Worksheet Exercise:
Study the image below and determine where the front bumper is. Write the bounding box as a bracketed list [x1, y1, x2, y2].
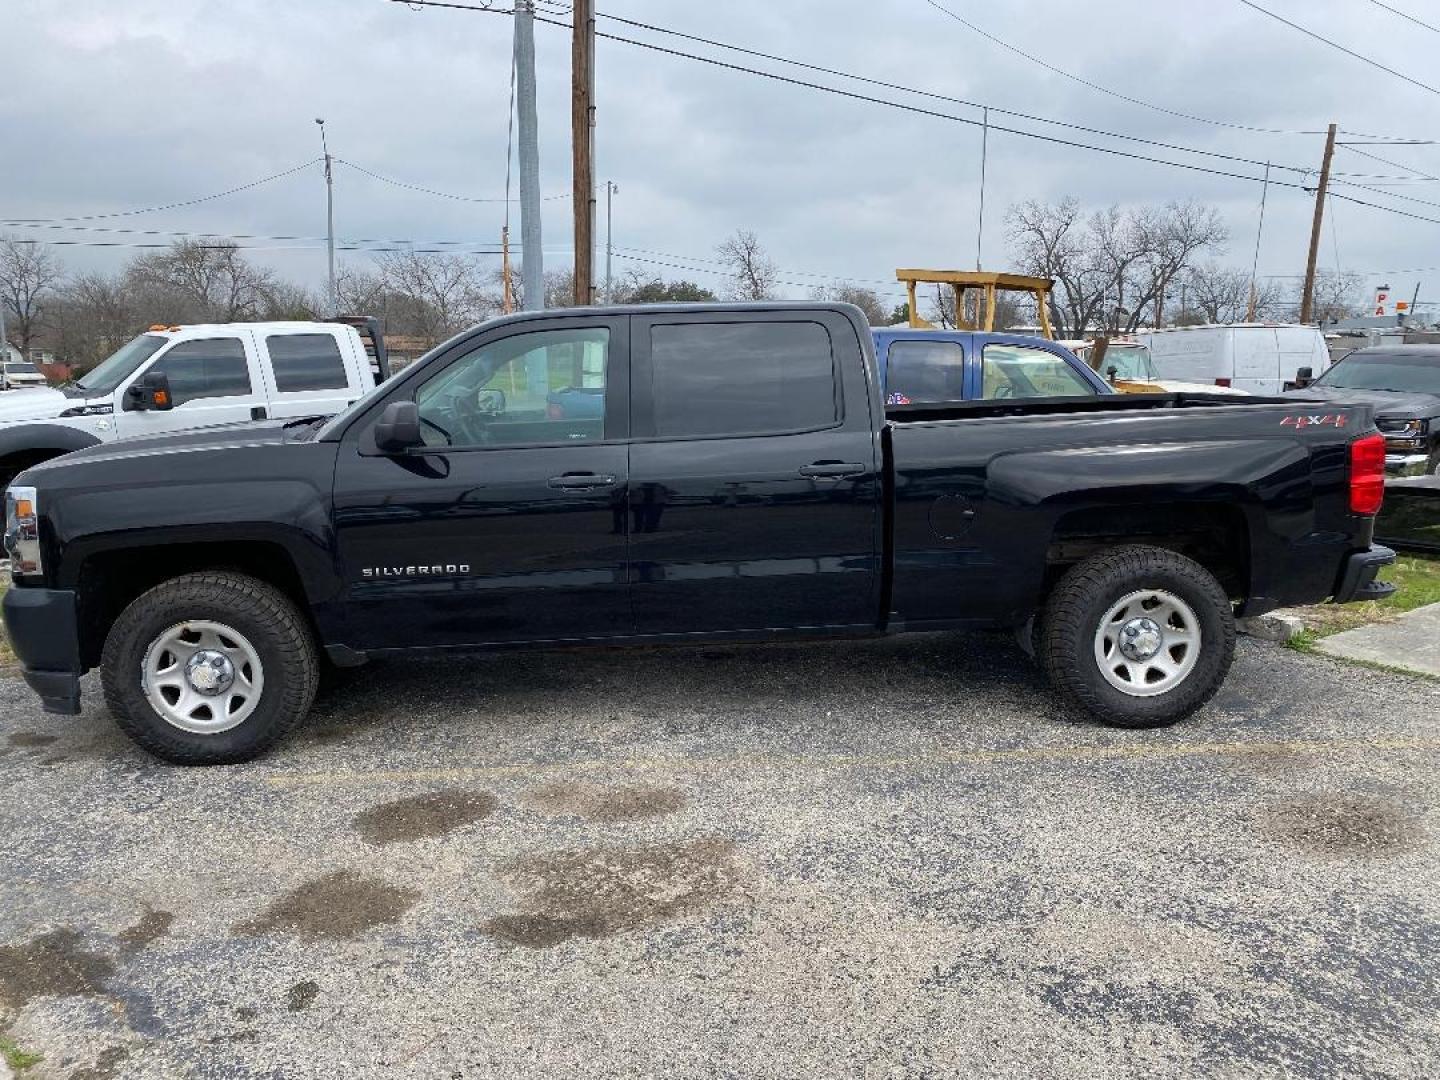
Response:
[1332, 544, 1398, 605]
[2, 585, 83, 714]
[1386, 452, 1431, 477]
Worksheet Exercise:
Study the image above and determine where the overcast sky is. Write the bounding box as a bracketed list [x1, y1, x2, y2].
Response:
[5, 0, 1439, 314]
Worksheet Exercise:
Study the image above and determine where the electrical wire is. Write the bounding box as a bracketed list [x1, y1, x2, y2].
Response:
[1342, 144, 1440, 183]
[1236, 0, 1440, 97]
[594, 10, 1310, 174]
[1367, 0, 1440, 36]
[4, 159, 322, 225]
[335, 157, 569, 201]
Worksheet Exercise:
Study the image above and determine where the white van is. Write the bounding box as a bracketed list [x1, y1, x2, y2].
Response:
[1137, 324, 1329, 395]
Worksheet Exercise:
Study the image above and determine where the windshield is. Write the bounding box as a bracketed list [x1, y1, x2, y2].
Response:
[1313, 351, 1440, 395]
[3, 362, 39, 374]
[73, 334, 167, 394]
[1100, 345, 1158, 381]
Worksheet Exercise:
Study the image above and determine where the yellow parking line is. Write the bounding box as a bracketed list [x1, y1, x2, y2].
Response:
[262, 735, 1440, 790]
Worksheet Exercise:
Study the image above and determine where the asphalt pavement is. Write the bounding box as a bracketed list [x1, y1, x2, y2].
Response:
[2, 633, 1438, 1079]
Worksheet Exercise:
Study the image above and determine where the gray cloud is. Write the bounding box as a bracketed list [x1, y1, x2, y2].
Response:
[4, 0, 1438, 310]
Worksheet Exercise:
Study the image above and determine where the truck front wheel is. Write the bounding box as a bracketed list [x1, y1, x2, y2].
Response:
[1038, 546, 1235, 728]
[101, 572, 319, 764]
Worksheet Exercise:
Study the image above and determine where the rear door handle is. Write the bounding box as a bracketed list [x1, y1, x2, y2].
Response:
[547, 472, 618, 490]
[799, 462, 866, 478]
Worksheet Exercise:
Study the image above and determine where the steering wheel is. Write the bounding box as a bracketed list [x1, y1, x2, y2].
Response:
[992, 384, 1015, 400]
[449, 389, 497, 445]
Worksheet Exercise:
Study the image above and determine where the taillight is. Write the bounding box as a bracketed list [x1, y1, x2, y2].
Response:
[1214, 377, 1232, 388]
[1349, 433, 1386, 515]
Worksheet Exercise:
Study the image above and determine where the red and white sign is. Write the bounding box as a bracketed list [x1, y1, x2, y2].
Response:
[1374, 285, 1391, 317]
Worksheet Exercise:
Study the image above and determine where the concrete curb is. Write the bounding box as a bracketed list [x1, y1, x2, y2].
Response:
[1237, 612, 1304, 644]
[1313, 601, 1440, 678]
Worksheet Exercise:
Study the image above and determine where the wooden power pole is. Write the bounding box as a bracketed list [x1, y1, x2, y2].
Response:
[572, 0, 596, 305]
[1299, 123, 1337, 325]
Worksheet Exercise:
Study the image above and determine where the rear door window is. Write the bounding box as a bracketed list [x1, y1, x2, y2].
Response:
[267, 333, 349, 392]
[980, 344, 1098, 399]
[145, 338, 252, 406]
[645, 321, 837, 438]
[885, 339, 965, 404]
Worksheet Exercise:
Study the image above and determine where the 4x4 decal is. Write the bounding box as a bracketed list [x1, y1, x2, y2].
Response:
[1281, 414, 1349, 429]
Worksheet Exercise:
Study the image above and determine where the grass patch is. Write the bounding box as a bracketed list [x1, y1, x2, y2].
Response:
[0, 580, 13, 671]
[1288, 554, 1440, 637]
[0, 1036, 44, 1073]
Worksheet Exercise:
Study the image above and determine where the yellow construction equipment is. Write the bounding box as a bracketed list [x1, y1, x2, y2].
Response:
[896, 269, 1055, 338]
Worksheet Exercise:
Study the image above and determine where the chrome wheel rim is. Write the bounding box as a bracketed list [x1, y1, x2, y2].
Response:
[140, 621, 264, 734]
[1093, 589, 1201, 697]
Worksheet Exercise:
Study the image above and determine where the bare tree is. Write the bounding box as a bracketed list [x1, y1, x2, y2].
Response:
[810, 282, 888, 325]
[1007, 198, 1226, 332]
[374, 249, 491, 342]
[1294, 269, 1365, 325]
[0, 236, 64, 355]
[125, 240, 276, 321]
[1185, 263, 1284, 324]
[1129, 201, 1227, 329]
[49, 271, 139, 372]
[1006, 198, 1107, 335]
[716, 230, 779, 301]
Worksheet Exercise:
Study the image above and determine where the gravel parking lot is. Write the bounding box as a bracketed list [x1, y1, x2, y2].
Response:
[2, 633, 1439, 1079]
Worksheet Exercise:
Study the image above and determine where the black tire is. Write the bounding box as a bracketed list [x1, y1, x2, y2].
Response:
[101, 572, 319, 764]
[1038, 545, 1235, 729]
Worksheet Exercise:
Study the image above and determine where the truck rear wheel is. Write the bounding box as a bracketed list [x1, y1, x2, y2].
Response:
[1038, 546, 1234, 728]
[101, 572, 318, 764]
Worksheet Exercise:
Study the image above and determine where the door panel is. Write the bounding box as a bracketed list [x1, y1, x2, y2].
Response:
[627, 310, 881, 635]
[120, 334, 265, 435]
[331, 316, 632, 650]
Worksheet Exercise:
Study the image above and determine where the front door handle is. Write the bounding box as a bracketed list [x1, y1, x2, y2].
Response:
[799, 461, 866, 478]
[548, 472, 618, 490]
[251, 405, 268, 421]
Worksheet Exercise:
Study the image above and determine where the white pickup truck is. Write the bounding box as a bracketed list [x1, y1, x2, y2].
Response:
[0, 318, 388, 486]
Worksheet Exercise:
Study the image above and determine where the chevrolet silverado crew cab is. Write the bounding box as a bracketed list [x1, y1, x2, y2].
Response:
[2, 303, 1395, 764]
[0, 318, 389, 488]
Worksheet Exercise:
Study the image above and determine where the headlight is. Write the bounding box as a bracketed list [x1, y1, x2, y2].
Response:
[4, 486, 43, 577]
[1377, 417, 1429, 452]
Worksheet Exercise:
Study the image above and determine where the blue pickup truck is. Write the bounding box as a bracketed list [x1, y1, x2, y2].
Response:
[873, 328, 1110, 404]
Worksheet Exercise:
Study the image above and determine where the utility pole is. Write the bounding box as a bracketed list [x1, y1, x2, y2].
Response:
[604, 180, 618, 303]
[1300, 123, 1337, 325]
[1246, 162, 1271, 322]
[315, 118, 336, 315]
[975, 106, 989, 271]
[514, 0, 544, 310]
[572, 0, 596, 305]
[501, 226, 515, 314]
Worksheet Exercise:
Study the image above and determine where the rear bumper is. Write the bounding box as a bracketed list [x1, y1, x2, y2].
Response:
[1332, 544, 1397, 605]
[2, 585, 83, 714]
[1386, 453, 1430, 477]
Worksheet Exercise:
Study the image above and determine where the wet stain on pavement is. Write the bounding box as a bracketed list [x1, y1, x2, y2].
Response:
[286, 979, 320, 1011]
[1264, 794, 1422, 855]
[69, 1046, 130, 1080]
[235, 871, 421, 940]
[117, 910, 173, 955]
[353, 789, 498, 845]
[7, 732, 58, 749]
[0, 928, 114, 1010]
[483, 836, 740, 948]
[526, 782, 686, 823]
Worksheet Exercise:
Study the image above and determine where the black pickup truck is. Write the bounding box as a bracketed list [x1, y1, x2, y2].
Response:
[2, 303, 1396, 764]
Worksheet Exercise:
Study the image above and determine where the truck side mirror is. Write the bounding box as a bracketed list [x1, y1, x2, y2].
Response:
[1106, 365, 1119, 385]
[124, 371, 173, 411]
[1294, 366, 1313, 387]
[374, 400, 422, 453]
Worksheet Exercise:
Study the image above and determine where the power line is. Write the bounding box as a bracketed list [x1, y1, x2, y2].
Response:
[335, 157, 570, 201]
[1341, 144, 1440, 183]
[1368, 0, 1440, 35]
[919, 0, 1338, 137]
[1236, 0, 1440, 97]
[593, 10, 1311, 175]
[3, 160, 322, 225]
